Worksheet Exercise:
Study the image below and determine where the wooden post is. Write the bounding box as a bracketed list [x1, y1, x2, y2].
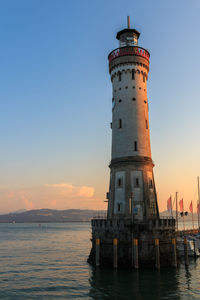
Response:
[113, 238, 118, 268]
[155, 239, 160, 269]
[132, 239, 139, 269]
[95, 238, 100, 267]
[184, 237, 189, 266]
[172, 238, 177, 268]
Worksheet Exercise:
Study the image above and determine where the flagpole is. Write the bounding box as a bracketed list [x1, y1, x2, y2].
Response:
[170, 194, 173, 218]
[183, 199, 185, 231]
[190, 200, 194, 231]
[176, 192, 178, 232]
[198, 176, 200, 229]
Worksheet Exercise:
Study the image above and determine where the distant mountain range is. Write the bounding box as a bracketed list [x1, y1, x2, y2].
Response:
[0, 209, 198, 223]
[0, 209, 106, 223]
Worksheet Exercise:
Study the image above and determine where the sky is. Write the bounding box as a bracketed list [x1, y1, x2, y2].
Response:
[0, 0, 200, 213]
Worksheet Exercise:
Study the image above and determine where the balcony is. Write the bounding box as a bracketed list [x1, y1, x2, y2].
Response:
[108, 46, 150, 63]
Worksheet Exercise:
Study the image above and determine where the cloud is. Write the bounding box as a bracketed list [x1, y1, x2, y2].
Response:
[45, 183, 74, 189]
[78, 186, 94, 197]
[0, 182, 101, 213]
[23, 198, 33, 210]
[44, 182, 94, 198]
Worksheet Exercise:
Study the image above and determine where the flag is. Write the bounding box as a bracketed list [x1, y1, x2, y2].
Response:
[167, 196, 172, 212]
[189, 201, 193, 213]
[197, 202, 200, 214]
[179, 199, 183, 212]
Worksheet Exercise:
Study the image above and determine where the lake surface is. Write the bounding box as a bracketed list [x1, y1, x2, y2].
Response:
[0, 222, 200, 299]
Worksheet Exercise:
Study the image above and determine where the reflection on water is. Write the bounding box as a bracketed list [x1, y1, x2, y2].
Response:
[0, 223, 200, 299]
[89, 267, 181, 299]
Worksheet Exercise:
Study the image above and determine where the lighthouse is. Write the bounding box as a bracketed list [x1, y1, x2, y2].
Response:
[107, 17, 159, 221]
[88, 18, 175, 268]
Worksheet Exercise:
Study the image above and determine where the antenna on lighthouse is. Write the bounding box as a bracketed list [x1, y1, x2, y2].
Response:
[127, 16, 130, 28]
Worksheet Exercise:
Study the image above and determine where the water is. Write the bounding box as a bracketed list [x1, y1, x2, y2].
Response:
[0, 223, 200, 299]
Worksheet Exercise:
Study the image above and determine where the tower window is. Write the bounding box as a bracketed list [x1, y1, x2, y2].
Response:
[134, 141, 137, 151]
[132, 86, 135, 89]
[143, 75, 146, 83]
[139, 87, 141, 90]
[149, 179, 153, 188]
[118, 99, 122, 103]
[117, 178, 123, 187]
[132, 70, 135, 80]
[132, 98, 136, 101]
[135, 178, 140, 187]
[146, 120, 148, 129]
[118, 72, 121, 81]
[125, 86, 128, 89]
[118, 204, 121, 212]
[119, 119, 122, 129]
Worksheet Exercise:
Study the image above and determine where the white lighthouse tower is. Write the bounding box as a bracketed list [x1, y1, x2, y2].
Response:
[89, 19, 175, 268]
[107, 17, 159, 221]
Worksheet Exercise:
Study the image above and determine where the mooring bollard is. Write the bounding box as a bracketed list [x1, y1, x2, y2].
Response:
[113, 238, 118, 268]
[155, 238, 160, 269]
[184, 237, 189, 266]
[95, 238, 100, 267]
[172, 238, 177, 268]
[133, 239, 139, 269]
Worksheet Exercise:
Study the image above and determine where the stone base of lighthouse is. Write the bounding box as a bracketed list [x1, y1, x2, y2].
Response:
[88, 218, 176, 268]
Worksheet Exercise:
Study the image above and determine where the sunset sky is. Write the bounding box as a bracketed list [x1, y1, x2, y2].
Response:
[0, 0, 200, 213]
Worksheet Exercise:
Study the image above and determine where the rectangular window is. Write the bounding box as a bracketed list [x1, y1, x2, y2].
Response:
[118, 72, 121, 81]
[135, 178, 139, 187]
[119, 119, 122, 129]
[118, 204, 121, 212]
[146, 120, 148, 129]
[132, 69, 135, 80]
[134, 141, 137, 151]
[143, 75, 145, 83]
[117, 178, 123, 187]
[149, 179, 153, 188]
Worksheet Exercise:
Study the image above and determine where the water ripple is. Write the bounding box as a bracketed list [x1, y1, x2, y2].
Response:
[0, 223, 200, 299]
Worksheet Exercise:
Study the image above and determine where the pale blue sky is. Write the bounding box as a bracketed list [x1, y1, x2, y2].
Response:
[0, 0, 200, 212]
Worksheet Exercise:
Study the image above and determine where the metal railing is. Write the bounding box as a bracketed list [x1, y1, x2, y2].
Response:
[108, 46, 150, 63]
